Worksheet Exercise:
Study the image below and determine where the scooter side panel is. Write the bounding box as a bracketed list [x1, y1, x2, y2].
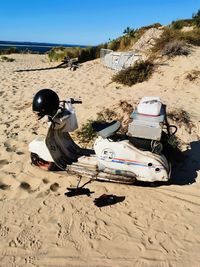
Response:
[94, 137, 169, 182]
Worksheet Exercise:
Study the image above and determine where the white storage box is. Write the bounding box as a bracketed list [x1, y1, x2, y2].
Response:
[137, 96, 162, 116]
[128, 120, 163, 140]
[127, 96, 165, 140]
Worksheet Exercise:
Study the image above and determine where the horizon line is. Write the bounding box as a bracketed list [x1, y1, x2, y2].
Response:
[0, 39, 90, 47]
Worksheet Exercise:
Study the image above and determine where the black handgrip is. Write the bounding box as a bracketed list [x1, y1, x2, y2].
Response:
[73, 100, 82, 104]
[70, 98, 82, 104]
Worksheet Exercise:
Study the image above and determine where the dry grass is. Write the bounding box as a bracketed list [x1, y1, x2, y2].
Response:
[167, 109, 194, 133]
[161, 40, 190, 57]
[185, 70, 200, 81]
[152, 27, 200, 57]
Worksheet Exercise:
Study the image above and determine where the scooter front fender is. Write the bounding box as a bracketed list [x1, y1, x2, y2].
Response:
[29, 137, 53, 162]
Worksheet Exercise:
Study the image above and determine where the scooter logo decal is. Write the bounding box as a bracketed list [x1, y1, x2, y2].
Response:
[101, 149, 115, 160]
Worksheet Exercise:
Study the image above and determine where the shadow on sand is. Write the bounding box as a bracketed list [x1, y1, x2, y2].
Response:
[170, 140, 200, 185]
[15, 66, 66, 72]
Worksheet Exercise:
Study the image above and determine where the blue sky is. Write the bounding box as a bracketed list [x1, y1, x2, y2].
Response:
[0, 0, 200, 45]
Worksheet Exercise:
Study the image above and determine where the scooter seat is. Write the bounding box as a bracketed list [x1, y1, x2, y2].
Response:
[92, 120, 121, 138]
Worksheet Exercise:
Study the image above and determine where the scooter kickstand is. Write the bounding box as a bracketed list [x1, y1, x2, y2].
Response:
[65, 176, 94, 197]
[76, 175, 82, 189]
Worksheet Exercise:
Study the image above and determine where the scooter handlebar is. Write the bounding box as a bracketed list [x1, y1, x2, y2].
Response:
[72, 99, 82, 104]
[62, 98, 82, 105]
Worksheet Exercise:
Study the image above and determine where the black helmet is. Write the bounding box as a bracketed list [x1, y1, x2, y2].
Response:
[32, 89, 59, 119]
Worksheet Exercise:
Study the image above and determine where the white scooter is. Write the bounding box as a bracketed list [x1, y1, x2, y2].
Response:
[29, 95, 176, 184]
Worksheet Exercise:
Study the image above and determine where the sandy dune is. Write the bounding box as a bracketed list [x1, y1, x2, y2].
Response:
[0, 50, 200, 267]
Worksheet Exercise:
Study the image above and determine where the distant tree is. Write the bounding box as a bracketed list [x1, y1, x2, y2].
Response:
[123, 26, 131, 34]
[123, 27, 135, 37]
[192, 9, 200, 27]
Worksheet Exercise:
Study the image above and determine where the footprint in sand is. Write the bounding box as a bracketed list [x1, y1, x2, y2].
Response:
[24, 256, 36, 265]
[16, 228, 42, 251]
[0, 224, 10, 238]
[4, 141, 16, 152]
[0, 159, 9, 169]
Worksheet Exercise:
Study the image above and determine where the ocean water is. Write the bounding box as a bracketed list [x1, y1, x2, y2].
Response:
[0, 41, 85, 54]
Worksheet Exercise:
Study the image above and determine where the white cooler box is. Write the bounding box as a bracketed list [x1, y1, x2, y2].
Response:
[128, 97, 166, 141]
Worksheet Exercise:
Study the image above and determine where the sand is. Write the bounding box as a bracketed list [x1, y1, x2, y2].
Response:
[0, 50, 200, 267]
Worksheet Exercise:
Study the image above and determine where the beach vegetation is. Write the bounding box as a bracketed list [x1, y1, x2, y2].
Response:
[151, 27, 200, 57]
[48, 44, 108, 63]
[75, 102, 133, 145]
[170, 19, 193, 30]
[192, 9, 200, 27]
[0, 56, 15, 62]
[75, 107, 119, 144]
[134, 23, 162, 40]
[171, 20, 184, 30]
[167, 109, 194, 133]
[75, 119, 98, 144]
[0, 47, 19, 55]
[112, 60, 154, 86]
[107, 23, 162, 52]
[48, 46, 70, 61]
[78, 46, 99, 63]
[181, 28, 200, 46]
[107, 39, 121, 51]
[161, 40, 190, 57]
[123, 27, 136, 38]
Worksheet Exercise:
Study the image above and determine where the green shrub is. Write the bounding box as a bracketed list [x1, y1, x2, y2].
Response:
[171, 20, 185, 30]
[123, 27, 136, 38]
[0, 47, 19, 55]
[107, 39, 121, 51]
[0, 56, 15, 62]
[48, 45, 105, 63]
[171, 19, 193, 30]
[75, 101, 133, 145]
[112, 60, 154, 86]
[78, 46, 99, 63]
[75, 120, 97, 143]
[192, 9, 200, 27]
[140, 23, 162, 31]
[48, 46, 80, 62]
[161, 40, 190, 57]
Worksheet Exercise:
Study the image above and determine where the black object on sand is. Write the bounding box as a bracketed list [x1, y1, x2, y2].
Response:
[65, 187, 94, 197]
[94, 194, 125, 207]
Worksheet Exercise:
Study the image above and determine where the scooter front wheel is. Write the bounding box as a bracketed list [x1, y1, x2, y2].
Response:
[30, 152, 61, 171]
